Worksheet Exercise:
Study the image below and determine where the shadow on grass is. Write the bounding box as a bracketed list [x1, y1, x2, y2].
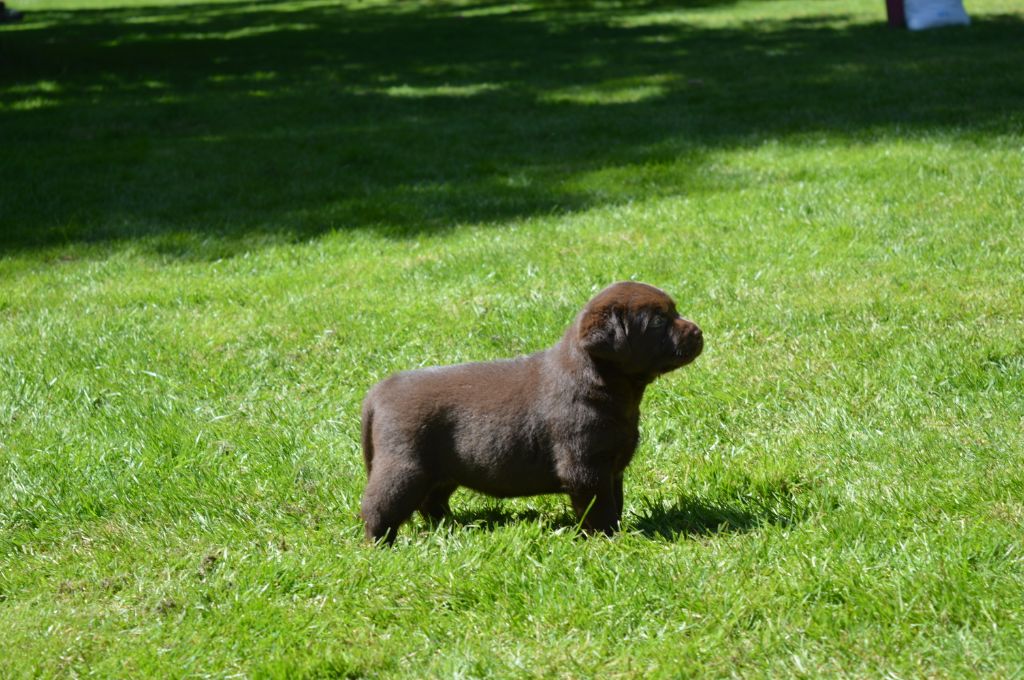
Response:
[438, 490, 801, 540]
[1, 0, 1022, 253]
[448, 506, 564, 531]
[630, 495, 795, 540]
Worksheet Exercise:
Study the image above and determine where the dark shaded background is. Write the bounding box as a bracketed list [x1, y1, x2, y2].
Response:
[1, 0, 1021, 251]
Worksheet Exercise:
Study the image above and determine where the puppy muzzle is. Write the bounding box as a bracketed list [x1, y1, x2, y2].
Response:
[672, 322, 703, 366]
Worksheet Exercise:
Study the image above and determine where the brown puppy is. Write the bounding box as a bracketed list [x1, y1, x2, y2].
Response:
[360, 281, 703, 544]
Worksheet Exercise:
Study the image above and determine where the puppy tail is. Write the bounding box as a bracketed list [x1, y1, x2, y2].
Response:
[361, 397, 375, 475]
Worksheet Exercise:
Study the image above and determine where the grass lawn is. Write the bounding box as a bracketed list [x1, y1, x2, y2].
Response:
[2, 0, 1024, 675]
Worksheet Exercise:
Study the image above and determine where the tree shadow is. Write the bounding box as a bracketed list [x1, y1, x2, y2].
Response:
[2, 0, 1021, 254]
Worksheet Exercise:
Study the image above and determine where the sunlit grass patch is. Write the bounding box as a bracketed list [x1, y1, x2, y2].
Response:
[540, 74, 679, 105]
[381, 82, 504, 99]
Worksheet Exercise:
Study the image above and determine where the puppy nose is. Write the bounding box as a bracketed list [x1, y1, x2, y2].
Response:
[684, 323, 703, 354]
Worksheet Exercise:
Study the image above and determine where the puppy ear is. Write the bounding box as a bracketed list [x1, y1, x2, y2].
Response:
[578, 304, 628, 360]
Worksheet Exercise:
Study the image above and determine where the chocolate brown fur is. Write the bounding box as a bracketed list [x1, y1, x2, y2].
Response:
[360, 281, 703, 544]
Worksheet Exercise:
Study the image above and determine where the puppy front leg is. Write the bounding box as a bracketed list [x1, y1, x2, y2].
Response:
[613, 473, 624, 519]
[570, 477, 621, 536]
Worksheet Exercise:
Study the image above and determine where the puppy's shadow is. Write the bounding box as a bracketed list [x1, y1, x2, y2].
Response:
[447, 505, 577, 533]
[434, 494, 799, 541]
[629, 495, 797, 540]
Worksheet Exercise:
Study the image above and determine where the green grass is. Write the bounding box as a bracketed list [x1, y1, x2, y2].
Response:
[2, 0, 1024, 676]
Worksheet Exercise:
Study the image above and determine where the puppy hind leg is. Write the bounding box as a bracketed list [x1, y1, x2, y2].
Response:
[360, 464, 433, 545]
[419, 483, 457, 525]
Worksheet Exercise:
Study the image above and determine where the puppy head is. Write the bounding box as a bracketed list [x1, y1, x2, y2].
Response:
[577, 282, 703, 377]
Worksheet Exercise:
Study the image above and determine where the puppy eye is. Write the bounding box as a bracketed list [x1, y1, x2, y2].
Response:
[650, 315, 667, 328]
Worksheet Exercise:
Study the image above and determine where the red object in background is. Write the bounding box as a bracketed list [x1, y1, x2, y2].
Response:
[886, 0, 907, 27]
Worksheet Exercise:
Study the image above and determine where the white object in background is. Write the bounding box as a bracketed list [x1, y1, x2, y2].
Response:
[904, 0, 971, 30]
